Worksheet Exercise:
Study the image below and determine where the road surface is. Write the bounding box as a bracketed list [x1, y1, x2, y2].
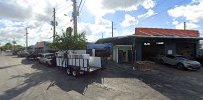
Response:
[0, 53, 168, 100]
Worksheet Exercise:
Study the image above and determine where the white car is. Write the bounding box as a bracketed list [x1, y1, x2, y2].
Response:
[159, 55, 201, 70]
[38, 53, 55, 66]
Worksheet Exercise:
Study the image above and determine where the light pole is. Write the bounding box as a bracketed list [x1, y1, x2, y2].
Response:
[25, 27, 29, 51]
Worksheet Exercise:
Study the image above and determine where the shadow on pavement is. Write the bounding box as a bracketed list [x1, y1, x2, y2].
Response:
[0, 59, 136, 100]
[1, 58, 203, 100]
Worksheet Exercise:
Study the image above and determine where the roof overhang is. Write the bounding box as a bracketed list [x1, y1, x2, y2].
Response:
[130, 35, 203, 40]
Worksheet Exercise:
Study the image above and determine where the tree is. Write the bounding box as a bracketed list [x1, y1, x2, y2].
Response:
[49, 27, 87, 50]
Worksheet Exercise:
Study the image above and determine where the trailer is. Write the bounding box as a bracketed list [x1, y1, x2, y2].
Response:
[56, 51, 102, 76]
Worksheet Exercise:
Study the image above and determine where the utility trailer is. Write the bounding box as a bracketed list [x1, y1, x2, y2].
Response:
[56, 51, 102, 76]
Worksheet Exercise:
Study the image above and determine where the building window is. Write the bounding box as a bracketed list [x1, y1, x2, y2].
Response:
[144, 43, 150, 45]
[156, 42, 164, 45]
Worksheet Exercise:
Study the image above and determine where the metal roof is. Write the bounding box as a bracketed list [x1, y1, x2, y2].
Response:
[96, 35, 203, 44]
[135, 28, 199, 37]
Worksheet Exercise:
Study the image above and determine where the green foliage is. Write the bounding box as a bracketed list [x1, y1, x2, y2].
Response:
[0, 42, 24, 51]
[49, 27, 87, 50]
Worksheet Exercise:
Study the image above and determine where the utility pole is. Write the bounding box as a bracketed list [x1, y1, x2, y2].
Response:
[25, 28, 28, 51]
[72, 0, 78, 35]
[102, 33, 103, 38]
[53, 8, 56, 42]
[112, 21, 113, 37]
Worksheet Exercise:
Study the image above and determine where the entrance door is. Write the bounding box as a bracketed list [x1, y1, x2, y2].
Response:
[118, 50, 123, 63]
[128, 50, 133, 63]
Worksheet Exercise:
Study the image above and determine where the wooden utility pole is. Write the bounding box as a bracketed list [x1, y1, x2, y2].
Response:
[53, 8, 56, 42]
[72, 0, 78, 35]
[25, 28, 28, 51]
[112, 21, 113, 37]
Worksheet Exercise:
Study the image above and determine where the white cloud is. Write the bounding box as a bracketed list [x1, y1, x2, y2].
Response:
[142, 0, 156, 9]
[138, 9, 156, 18]
[86, 0, 156, 17]
[168, 1, 203, 22]
[0, 0, 73, 45]
[176, 23, 199, 30]
[172, 20, 179, 25]
[78, 17, 112, 42]
[172, 20, 200, 30]
[0, 0, 157, 45]
[121, 14, 138, 27]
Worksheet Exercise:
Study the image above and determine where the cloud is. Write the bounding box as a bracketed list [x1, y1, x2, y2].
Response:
[121, 14, 138, 27]
[175, 22, 199, 30]
[0, 0, 73, 45]
[142, 0, 156, 9]
[138, 9, 157, 18]
[86, 0, 156, 17]
[171, 20, 199, 30]
[0, 1, 32, 20]
[168, 1, 203, 23]
[0, 0, 157, 45]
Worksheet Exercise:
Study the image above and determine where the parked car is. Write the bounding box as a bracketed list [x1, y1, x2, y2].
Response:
[17, 50, 30, 57]
[38, 53, 56, 66]
[26, 52, 42, 60]
[159, 55, 201, 70]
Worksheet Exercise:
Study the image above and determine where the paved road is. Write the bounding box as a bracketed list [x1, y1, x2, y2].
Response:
[0, 53, 168, 100]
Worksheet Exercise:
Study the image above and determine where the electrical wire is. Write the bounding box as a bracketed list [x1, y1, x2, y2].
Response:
[79, 0, 86, 13]
[78, 0, 83, 9]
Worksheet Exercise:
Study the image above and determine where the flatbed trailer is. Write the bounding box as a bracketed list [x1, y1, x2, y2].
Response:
[56, 51, 102, 76]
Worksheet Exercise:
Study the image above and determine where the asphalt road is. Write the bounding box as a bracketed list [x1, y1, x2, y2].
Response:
[0, 53, 202, 100]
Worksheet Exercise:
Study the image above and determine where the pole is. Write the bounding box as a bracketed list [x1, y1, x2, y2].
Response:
[72, 0, 78, 35]
[112, 21, 113, 37]
[53, 8, 56, 42]
[102, 33, 103, 38]
[26, 28, 28, 51]
[184, 22, 186, 30]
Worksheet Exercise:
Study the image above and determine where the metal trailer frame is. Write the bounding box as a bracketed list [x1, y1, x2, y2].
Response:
[56, 52, 102, 77]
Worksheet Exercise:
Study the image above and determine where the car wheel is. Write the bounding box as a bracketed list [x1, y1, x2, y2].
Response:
[177, 63, 184, 70]
[159, 59, 164, 64]
[66, 68, 72, 75]
[72, 70, 78, 77]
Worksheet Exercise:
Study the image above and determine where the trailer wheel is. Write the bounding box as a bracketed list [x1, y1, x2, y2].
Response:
[72, 70, 78, 77]
[66, 68, 72, 75]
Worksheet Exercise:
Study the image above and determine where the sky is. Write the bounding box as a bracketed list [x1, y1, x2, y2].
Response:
[0, 0, 203, 46]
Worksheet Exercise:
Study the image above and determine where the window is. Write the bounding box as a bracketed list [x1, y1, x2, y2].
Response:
[156, 42, 164, 45]
[144, 43, 150, 45]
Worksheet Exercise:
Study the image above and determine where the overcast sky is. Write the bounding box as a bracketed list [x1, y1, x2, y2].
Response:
[0, 0, 203, 46]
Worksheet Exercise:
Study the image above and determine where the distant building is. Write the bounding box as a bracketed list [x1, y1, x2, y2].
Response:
[35, 41, 50, 53]
[96, 28, 203, 63]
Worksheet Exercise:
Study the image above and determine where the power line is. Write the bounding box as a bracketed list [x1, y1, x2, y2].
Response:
[78, 0, 83, 9]
[79, 0, 86, 13]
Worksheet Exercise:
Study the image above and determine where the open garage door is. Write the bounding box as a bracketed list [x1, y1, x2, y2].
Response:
[142, 42, 165, 61]
[176, 43, 196, 57]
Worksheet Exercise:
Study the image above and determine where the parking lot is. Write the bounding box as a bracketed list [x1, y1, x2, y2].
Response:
[0, 53, 203, 100]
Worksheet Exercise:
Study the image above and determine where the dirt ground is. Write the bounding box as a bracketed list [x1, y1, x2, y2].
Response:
[0, 53, 203, 100]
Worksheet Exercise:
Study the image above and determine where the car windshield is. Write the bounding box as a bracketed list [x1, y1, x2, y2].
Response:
[175, 56, 189, 60]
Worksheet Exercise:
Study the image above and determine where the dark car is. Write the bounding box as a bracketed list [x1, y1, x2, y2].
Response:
[38, 53, 56, 66]
[26, 52, 42, 60]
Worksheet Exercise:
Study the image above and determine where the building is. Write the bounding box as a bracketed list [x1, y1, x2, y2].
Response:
[96, 28, 203, 63]
[35, 41, 50, 53]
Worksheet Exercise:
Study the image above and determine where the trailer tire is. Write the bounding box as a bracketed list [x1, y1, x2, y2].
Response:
[66, 68, 72, 75]
[72, 70, 78, 77]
